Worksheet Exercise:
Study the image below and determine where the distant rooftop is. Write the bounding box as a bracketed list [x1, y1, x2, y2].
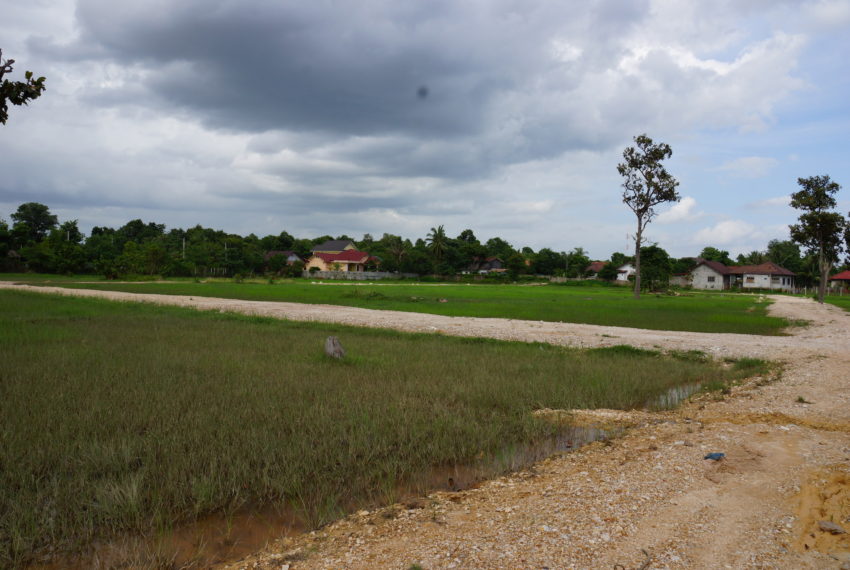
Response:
[311, 239, 355, 253]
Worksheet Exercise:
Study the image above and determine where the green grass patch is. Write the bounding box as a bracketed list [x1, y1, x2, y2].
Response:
[0, 290, 765, 565]
[9, 277, 793, 335]
[824, 295, 850, 312]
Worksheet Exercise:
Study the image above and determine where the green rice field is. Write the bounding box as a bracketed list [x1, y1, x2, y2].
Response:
[0, 290, 767, 566]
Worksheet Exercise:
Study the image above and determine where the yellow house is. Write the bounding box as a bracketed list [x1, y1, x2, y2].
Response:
[306, 249, 370, 272]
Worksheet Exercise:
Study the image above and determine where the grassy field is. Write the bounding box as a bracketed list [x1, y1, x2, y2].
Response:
[825, 295, 850, 312]
[0, 290, 767, 566]
[6, 275, 792, 335]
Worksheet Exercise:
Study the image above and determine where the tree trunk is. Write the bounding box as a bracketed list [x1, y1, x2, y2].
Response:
[633, 225, 642, 299]
[818, 249, 830, 304]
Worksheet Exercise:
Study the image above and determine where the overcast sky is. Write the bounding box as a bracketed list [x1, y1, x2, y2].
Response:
[1, 0, 849, 259]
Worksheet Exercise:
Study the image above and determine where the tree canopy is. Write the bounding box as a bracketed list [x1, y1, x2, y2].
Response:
[789, 175, 846, 303]
[0, 49, 46, 124]
[699, 246, 733, 266]
[10, 202, 58, 244]
[618, 134, 680, 299]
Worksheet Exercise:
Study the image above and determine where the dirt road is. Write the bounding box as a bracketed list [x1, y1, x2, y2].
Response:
[3, 283, 849, 568]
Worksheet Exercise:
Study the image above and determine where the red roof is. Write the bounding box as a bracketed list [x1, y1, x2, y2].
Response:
[830, 270, 850, 281]
[727, 262, 795, 276]
[586, 261, 607, 273]
[314, 250, 370, 263]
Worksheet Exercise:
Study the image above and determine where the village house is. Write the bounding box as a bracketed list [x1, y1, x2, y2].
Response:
[689, 259, 730, 290]
[263, 250, 301, 265]
[466, 256, 504, 274]
[305, 249, 371, 272]
[585, 261, 607, 279]
[688, 259, 795, 292]
[829, 270, 850, 291]
[616, 263, 635, 282]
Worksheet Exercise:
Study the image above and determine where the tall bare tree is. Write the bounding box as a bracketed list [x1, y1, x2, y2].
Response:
[617, 134, 680, 298]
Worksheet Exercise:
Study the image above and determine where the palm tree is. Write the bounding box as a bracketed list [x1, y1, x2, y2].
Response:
[427, 225, 447, 265]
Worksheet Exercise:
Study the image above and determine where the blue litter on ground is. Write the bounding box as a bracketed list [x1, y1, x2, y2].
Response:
[704, 452, 725, 461]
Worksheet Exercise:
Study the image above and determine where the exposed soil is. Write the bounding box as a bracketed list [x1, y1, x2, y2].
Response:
[3, 283, 849, 569]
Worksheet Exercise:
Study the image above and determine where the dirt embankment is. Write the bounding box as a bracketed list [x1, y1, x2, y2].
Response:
[3, 283, 849, 568]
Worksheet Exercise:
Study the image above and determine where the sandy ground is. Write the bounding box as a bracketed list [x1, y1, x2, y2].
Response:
[2, 283, 849, 569]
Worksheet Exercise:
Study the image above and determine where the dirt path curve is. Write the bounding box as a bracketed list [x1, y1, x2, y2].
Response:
[2, 283, 849, 568]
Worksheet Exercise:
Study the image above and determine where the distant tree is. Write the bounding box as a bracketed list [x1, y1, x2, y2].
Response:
[789, 175, 847, 303]
[639, 244, 672, 291]
[698, 246, 733, 266]
[506, 252, 526, 280]
[1, 49, 46, 124]
[426, 225, 448, 267]
[357, 233, 374, 250]
[598, 262, 619, 282]
[400, 248, 431, 275]
[735, 250, 767, 265]
[609, 252, 631, 269]
[484, 237, 516, 261]
[292, 238, 314, 259]
[285, 259, 305, 278]
[564, 247, 591, 278]
[383, 235, 407, 270]
[455, 230, 486, 270]
[10, 202, 57, 244]
[277, 230, 295, 250]
[765, 239, 802, 273]
[118, 219, 165, 244]
[533, 248, 563, 275]
[267, 253, 288, 275]
[671, 257, 696, 275]
[618, 134, 680, 298]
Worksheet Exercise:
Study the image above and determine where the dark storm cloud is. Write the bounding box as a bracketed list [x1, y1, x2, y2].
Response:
[36, 1, 649, 141]
[52, 1, 527, 136]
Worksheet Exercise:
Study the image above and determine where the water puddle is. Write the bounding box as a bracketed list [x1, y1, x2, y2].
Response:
[408, 425, 620, 494]
[648, 382, 702, 410]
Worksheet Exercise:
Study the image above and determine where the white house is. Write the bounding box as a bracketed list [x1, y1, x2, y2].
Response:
[616, 263, 635, 282]
[688, 259, 795, 292]
[690, 260, 730, 290]
[729, 262, 795, 292]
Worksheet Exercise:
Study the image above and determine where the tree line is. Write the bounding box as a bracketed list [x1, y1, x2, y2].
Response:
[1, 201, 839, 287]
[0, 202, 592, 278]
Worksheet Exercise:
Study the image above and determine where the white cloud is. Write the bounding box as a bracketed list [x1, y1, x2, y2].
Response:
[656, 196, 702, 223]
[693, 220, 762, 246]
[806, 0, 850, 30]
[507, 200, 555, 214]
[747, 195, 790, 209]
[718, 156, 779, 178]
